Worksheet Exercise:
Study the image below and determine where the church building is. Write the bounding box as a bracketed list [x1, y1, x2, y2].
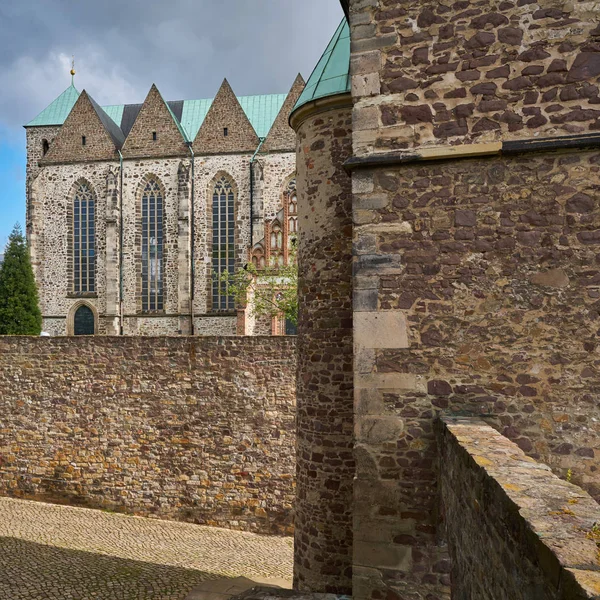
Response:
[25, 71, 304, 336]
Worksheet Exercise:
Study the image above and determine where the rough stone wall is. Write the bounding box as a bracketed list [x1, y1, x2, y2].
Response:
[25, 126, 60, 185]
[27, 132, 294, 335]
[0, 336, 297, 534]
[29, 162, 113, 335]
[121, 85, 189, 159]
[351, 0, 600, 157]
[439, 417, 600, 599]
[294, 104, 354, 594]
[40, 92, 118, 164]
[259, 153, 297, 223]
[347, 1, 600, 598]
[194, 80, 259, 155]
[350, 148, 600, 599]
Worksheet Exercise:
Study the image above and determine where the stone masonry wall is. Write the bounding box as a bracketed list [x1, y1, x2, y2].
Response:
[0, 336, 296, 534]
[351, 148, 600, 600]
[121, 85, 189, 159]
[194, 80, 259, 155]
[439, 417, 600, 599]
[41, 92, 119, 164]
[294, 103, 355, 594]
[350, 0, 600, 157]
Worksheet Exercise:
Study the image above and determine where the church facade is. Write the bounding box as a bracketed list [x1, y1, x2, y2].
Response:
[25, 75, 304, 336]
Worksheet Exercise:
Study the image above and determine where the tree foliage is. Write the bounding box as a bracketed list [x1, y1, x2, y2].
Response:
[217, 245, 298, 325]
[0, 223, 42, 335]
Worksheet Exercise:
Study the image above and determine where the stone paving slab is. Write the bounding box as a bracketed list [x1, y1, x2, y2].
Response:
[0, 497, 293, 600]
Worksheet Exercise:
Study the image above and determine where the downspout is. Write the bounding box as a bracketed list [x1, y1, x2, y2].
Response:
[250, 137, 265, 246]
[186, 142, 195, 336]
[117, 149, 124, 336]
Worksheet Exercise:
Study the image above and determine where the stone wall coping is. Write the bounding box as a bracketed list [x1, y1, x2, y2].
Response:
[440, 417, 600, 599]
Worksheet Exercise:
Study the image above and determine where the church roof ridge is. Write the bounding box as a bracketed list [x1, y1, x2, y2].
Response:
[26, 86, 290, 141]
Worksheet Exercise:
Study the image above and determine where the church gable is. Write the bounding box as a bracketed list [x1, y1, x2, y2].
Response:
[193, 79, 259, 155]
[262, 74, 305, 152]
[121, 84, 190, 159]
[40, 91, 122, 164]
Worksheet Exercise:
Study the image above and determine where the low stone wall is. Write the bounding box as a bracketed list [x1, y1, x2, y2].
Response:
[439, 417, 600, 599]
[0, 336, 296, 534]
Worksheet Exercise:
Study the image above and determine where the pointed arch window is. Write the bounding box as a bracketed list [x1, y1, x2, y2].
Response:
[212, 176, 235, 311]
[73, 182, 96, 294]
[287, 178, 298, 245]
[141, 178, 164, 312]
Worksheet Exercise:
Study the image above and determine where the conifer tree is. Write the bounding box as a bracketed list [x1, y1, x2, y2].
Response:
[0, 223, 42, 335]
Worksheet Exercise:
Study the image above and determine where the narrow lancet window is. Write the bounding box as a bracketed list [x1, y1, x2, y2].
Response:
[212, 176, 235, 310]
[73, 183, 96, 293]
[141, 179, 164, 312]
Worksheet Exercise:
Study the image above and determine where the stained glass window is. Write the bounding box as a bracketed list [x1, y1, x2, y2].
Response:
[212, 176, 235, 311]
[73, 183, 95, 294]
[141, 179, 164, 312]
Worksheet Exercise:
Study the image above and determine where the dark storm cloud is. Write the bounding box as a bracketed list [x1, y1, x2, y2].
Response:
[0, 0, 343, 138]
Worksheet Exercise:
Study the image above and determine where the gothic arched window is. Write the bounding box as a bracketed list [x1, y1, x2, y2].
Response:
[270, 221, 284, 267]
[212, 176, 235, 311]
[73, 182, 95, 294]
[141, 178, 164, 312]
[287, 178, 298, 244]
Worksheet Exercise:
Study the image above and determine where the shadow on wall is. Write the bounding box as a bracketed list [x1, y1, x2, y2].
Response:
[0, 536, 220, 600]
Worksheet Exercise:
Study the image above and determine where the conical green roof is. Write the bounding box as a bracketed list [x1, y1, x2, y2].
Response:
[26, 84, 80, 127]
[293, 18, 350, 113]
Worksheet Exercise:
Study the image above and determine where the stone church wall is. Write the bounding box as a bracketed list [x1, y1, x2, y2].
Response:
[439, 417, 600, 600]
[29, 161, 114, 335]
[345, 1, 600, 598]
[0, 336, 297, 534]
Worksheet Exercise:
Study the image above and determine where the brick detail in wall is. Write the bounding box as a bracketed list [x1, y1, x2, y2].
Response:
[294, 105, 354, 594]
[0, 336, 297, 535]
[40, 91, 119, 164]
[262, 74, 306, 153]
[193, 79, 259, 155]
[121, 84, 190, 159]
[438, 417, 600, 599]
[350, 0, 600, 156]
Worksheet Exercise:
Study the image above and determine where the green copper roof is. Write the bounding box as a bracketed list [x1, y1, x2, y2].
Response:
[101, 104, 125, 127]
[239, 94, 287, 138]
[180, 98, 213, 141]
[27, 86, 289, 142]
[26, 84, 80, 127]
[293, 18, 350, 113]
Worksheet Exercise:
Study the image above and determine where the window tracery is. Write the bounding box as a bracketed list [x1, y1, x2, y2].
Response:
[72, 182, 95, 294]
[141, 178, 164, 312]
[212, 175, 236, 310]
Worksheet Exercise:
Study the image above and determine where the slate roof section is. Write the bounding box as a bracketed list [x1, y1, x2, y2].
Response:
[292, 18, 350, 113]
[88, 94, 126, 149]
[27, 87, 291, 142]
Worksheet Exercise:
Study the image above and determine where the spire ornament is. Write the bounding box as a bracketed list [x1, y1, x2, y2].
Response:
[70, 56, 76, 85]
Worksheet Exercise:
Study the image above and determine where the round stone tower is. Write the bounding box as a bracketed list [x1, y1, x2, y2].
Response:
[289, 19, 354, 594]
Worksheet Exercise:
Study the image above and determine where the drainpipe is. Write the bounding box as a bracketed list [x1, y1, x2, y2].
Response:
[250, 138, 265, 246]
[117, 150, 124, 336]
[186, 142, 196, 336]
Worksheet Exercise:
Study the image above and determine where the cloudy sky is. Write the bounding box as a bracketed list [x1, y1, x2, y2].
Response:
[0, 0, 344, 248]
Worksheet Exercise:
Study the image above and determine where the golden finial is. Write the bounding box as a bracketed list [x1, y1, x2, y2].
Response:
[70, 56, 76, 84]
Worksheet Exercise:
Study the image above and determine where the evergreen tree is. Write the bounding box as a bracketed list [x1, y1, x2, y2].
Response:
[0, 223, 42, 335]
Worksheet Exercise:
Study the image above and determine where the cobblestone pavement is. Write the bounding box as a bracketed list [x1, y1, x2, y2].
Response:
[0, 497, 293, 600]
